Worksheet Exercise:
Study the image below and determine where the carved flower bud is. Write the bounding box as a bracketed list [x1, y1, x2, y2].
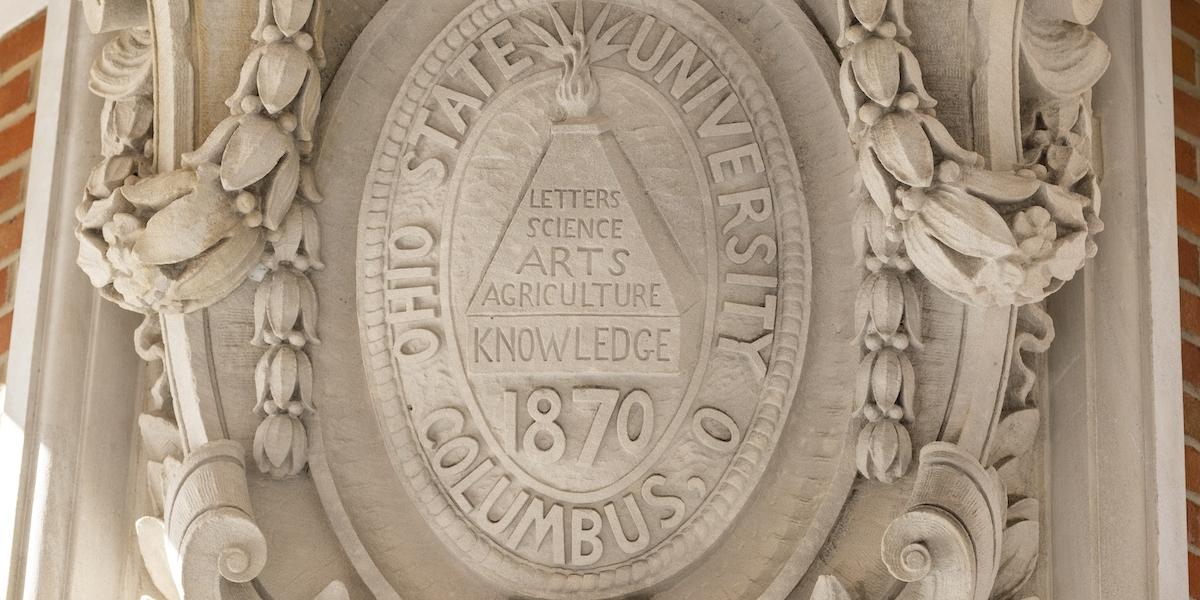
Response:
[856, 419, 913, 483]
[240, 95, 264, 115]
[293, 32, 314, 51]
[253, 413, 308, 478]
[876, 21, 898, 40]
[896, 92, 919, 111]
[262, 25, 284, 44]
[846, 24, 868, 44]
[235, 191, 258, 214]
[858, 103, 883, 126]
[1012, 206, 1057, 260]
[253, 267, 320, 346]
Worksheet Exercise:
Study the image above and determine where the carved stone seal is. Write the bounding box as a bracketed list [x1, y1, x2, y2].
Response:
[356, 0, 808, 596]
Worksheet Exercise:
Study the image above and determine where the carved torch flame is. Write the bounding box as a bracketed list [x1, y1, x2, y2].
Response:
[522, 1, 631, 121]
[556, 31, 600, 119]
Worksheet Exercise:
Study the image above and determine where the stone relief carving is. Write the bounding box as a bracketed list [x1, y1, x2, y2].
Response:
[71, 0, 1114, 598]
[835, 0, 1108, 599]
[77, 0, 335, 597]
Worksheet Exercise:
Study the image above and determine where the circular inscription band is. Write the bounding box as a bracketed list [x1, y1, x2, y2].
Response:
[356, 0, 809, 597]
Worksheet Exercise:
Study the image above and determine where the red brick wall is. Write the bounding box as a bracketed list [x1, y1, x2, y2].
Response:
[1176, 0, 1200, 596]
[0, 12, 43, 383]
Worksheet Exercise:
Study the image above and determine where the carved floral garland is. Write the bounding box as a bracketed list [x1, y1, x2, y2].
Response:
[77, 0, 326, 480]
[78, 1, 331, 596]
[837, 0, 1105, 483]
[827, 0, 1108, 598]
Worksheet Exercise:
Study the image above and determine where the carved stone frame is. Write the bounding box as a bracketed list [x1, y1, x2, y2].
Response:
[0, 0, 1185, 598]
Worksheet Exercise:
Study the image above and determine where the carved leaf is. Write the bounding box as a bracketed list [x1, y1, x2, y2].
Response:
[1022, 13, 1111, 99]
[314, 581, 350, 600]
[1039, 184, 1089, 229]
[900, 275, 923, 348]
[274, 206, 305, 263]
[993, 520, 1040, 599]
[1043, 231, 1088, 281]
[848, 0, 887, 30]
[254, 347, 274, 413]
[182, 115, 241, 169]
[135, 517, 181, 600]
[263, 150, 301, 230]
[854, 352, 875, 413]
[854, 272, 877, 338]
[225, 48, 264, 112]
[917, 113, 982, 168]
[897, 46, 937, 108]
[297, 348, 315, 412]
[134, 182, 240, 265]
[840, 59, 864, 134]
[902, 217, 977, 299]
[268, 268, 302, 338]
[898, 351, 915, 422]
[108, 96, 154, 148]
[298, 272, 320, 343]
[258, 43, 311, 114]
[918, 188, 1018, 259]
[123, 169, 197, 211]
[990, 408, 1041, 465]
[138, 414, 183, 463]
[959, 168, 1042, 204]
[170, 225, 265, 308]
[220, 114, 292, 191]
[299, 164, 325, 203]
[87, 155, 137, 198]
[295, 62, 323, 143]
[871, 349, 903, 411]
[851, 38, 901, 106]
[269, 345, 299, 410]
[74, 228, 112, 286]
[871, 270, 905, 337]
[301, 205, 323, 269]
[272, 0, 314, 37]
[870, 112, 934, 187]
[810, 575, 854, 600]
[860, 146, 897, 216]
[266, 415, 294, 465]
[80, 189, 133, 230]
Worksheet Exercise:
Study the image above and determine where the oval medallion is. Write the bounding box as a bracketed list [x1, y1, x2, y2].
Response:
[357, 0, 809, 596]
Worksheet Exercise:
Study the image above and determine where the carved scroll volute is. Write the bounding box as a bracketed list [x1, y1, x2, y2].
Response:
[880, 443, 1006, 600]
[81, 0, 149, 34]
[137, 441, 268, 600]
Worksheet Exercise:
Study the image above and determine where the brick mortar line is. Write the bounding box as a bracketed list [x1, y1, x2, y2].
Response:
[1181, 277, 1200, 297]
[1178, 173, 1200, 198]
[0, 202, 26, 225]
[0, 54, 39, 87]
[1186, 436, 1200, 453]
[1184, 381, 1200, 399]
[0, 154, 30, 181]
[0, 104, 35, 133]
[1176, 128, 1200, 150]
[1177, 75, 1200, 97]
[1180, 227, 1200, 247]
[1182, 329, 1200, 348]
[1175, 26, 1200, 48]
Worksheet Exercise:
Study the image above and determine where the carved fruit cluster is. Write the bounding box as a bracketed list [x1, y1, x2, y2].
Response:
[210, 0, 328, 479]
[840, 0, 1100, 309]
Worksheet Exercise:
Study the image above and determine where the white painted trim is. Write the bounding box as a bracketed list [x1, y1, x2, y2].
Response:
[0, 2, 145, 599]
[1046, 0, 1187, 598]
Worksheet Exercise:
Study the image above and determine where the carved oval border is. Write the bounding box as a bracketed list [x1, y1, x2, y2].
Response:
[356, 0, 812, 596]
